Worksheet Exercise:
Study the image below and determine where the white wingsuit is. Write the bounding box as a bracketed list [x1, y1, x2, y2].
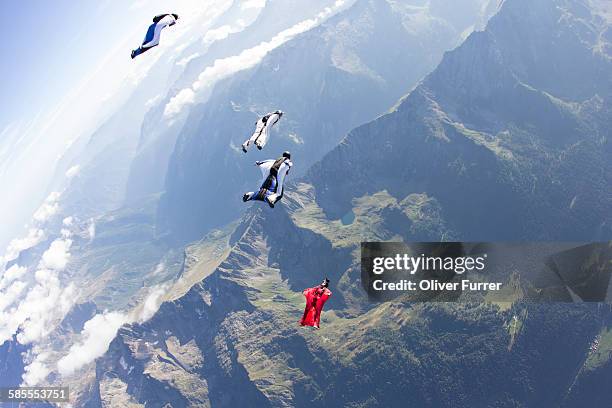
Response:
[132, 14, 178, 59]
[243, 153, 292, 208]
[242, 111, 284, 152]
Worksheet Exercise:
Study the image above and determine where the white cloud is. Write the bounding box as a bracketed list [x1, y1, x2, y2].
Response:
[241, 0, 266, 10]
[56, 283, 168, 377]
[164, 0, 347, 119]
[138, 285, 167, 322]
[0, 270, 76, 344]
[40, 239, 72, 271]
[0, 264, 27, 290]
[60, 216, 76, 238]
[87, 220, 96, 240]
[2, 264, 27, 282]
[151, 261, 165, 276]
[164, 88, 196, 118]
[177, 52, 201, 67]
[2, 228, 45, 265]
[46, 191, 61, 202]
[202, 24, 236, 46]
[0, 236, 76, 344]
[57, 311, 128, 377]
[145, 94, 162, 109]
[33, 191, 61, 223]
[19, 280, 76, 345]
[65, 165, 80, 179]
[22, 350, 51, 386]
[287, 132, 304, 144]
[174, 42, 190, 54]
[0, 280, 27, 311]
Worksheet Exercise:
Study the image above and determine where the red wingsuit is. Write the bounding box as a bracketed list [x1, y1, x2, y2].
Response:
[300, 286, 332, 328]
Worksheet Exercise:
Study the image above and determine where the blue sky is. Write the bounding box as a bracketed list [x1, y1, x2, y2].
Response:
[0, 0, 197, 250]
[0, 0, 168, 129]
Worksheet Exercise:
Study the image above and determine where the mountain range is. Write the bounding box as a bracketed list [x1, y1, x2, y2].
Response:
[1, 0, 610, 406]
[80, 0, 612, 406]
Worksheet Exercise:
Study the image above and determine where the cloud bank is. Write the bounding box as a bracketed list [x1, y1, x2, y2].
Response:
[57, 283, 168, 377]
[1, 229, 45, 266]
[33, 192, 61, 223]
[164, 0, 347, 119]
[0, 236, 75, 344]
[57, 311, 128, 377]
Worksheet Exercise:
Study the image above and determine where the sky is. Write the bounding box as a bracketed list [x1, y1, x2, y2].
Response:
[0, 0, 208, 250]
[1, 1, 159, 127]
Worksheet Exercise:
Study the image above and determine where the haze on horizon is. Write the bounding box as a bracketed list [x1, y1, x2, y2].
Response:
[0, 0, 225, 251]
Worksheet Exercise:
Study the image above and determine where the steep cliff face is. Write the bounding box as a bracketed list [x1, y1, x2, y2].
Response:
[308, 0, 611, 241]
[89, 204, 611, 407]
[158, 0, 496, 242]
[87, 194, 453, 406]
